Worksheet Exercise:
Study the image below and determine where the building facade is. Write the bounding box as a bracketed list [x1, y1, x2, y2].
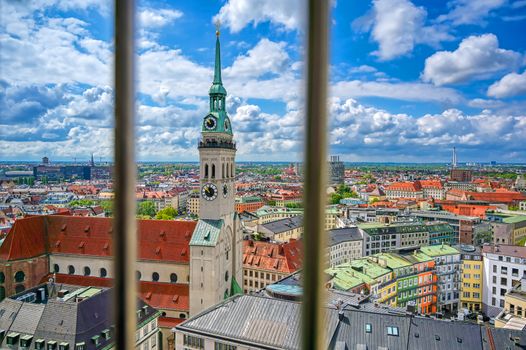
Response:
[482, 244, 526, 317]
[459, 245, 483, 313]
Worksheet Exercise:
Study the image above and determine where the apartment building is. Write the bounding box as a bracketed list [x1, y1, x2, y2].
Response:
[359, 221, 455, 256]
[385, 181, 423, 200]
[242, 239, 302, 293]
[257, 216, 303, 242]
[459, 245, 483, 313]
[327, 227, 363, 267]
[420, 180, 445, 200]
[482, 244, 526, 317]
[186, 192, 199, 216]
[235, 195, 264, 213]
[420, 244, 461, 314]
[495, 278, 526, 330]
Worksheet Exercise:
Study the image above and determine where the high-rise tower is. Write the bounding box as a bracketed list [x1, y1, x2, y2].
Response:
[189, 29, 242, 316]
[452, 147, 457, 168]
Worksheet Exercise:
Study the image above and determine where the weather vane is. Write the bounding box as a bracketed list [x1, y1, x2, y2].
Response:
[215, 19, 221, 36]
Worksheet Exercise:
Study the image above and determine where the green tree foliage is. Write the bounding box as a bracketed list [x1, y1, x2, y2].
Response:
[155, 207, 178, 220]
[68, 199, 96, 207]
[285, 202, 303, 209]
[330, 193, 343, 205]
[100, 200, 113, 217]
[267, 200, 277, 206]
[137, 201, 156, 218]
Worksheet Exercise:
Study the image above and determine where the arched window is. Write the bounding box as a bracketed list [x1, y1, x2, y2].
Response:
[205, 163, 209, 178]
[170, 273, 178, 283]
[231, 163, 234, 178]
[136, 271, 141, 281]
[15, 284, 25, 294]
[225, 270, 229, 282]
[84, 266, 91, 276]
[0, 286, 5, 301]
[226, 163, 229, 178]
[100, 268, 108, 278]
[14, 271, 25, 282]
[53, 264, 60, 273]
[212, 164, 215, 178]
[0, 272, 5, 283]
[222, 163, 225, 179]
[68, 266, 75, 275]
[152, 272, 160, 282]
[179, 313, 186, 319]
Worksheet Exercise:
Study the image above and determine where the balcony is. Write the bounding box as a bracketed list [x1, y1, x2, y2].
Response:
[198, 139, 237, 150]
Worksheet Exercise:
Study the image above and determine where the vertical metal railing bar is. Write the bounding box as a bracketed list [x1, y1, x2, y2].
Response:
[301, 0, 330, 349]
[114, 0, 137, 349]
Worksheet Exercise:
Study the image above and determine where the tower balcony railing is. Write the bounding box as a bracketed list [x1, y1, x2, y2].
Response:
[198, 139, 237, 150]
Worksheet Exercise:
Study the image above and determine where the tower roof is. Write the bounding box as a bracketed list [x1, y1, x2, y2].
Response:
[209, 33, 227, 96]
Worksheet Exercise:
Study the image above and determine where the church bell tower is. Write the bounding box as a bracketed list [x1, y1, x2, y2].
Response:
[189, 28, 242, 316]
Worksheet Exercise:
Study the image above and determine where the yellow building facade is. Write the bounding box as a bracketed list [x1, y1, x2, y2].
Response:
[460, 251, 483, 312]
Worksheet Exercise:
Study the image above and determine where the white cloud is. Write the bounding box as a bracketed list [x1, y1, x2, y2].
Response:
[438, 0, 506, 26]
[214, 0, 304, 33]
[422, 34, 522, 85]
[356, 0, 452, 60]
[487, 70, 526, 98]
[331, 80, 463, 104]
[139, 8, 183, 28]
[224, 39, 289, 79]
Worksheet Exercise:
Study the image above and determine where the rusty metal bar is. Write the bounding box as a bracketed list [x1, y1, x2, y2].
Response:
[113, 0, 137, 349]
[301, 0, 331, 349]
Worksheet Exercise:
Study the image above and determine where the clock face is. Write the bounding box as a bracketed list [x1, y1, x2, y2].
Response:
[204, 116, 217, 130]
[223, 184, 228, 198]
[202, 183, 218, 201]
[224, 119, 230, 131]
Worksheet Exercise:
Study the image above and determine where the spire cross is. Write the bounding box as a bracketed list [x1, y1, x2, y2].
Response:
[215, 19, 221, 37]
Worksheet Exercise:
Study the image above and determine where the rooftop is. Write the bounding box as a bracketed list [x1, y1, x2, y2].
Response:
[420, 244, 460, 257]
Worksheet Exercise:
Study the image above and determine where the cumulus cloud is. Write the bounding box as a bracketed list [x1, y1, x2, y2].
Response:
[328, 98, 526, 161]
[214, 0, 304, 32]
[225, 39, 289, 79]
[354, 0, 452, 60]
[487, 70, 526, 98]
[438, 0, 506, 26]
[139, 8, 183, 28]
[422, 34, 522, 85]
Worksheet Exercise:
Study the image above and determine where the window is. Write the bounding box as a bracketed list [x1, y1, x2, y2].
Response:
[14, 271, 25, 282]
[387, 326, 399, 336]
[365, 323, 372, 333]
[53, 264, 60, 274]
[493, 265, 497, 273]
[215, 342, 237, 350]
[500, 277, 507, 286]
[100, 268, 107, 278]
[501, 266, 508, 274]
[67, 265, 75, 275]
[136, 271, 142, 281]
[152, 272, 160, 282]
[75, 343, 86, 350]
[170, 273, 178, 283]
[183, 334, 204, 349]
[84, 266, 91, 276]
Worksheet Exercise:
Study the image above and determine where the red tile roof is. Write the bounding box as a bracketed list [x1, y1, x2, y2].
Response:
[158, 316, 185, 328]
[419, 180, 443, 189]
[45, 216, 196, 263]
[3, 215, 196, 263]
[243, 239, 302, 274]
[45, 273, 189, 311]
[385, 182, 421, 191]
[464, 191, 526, 204]
[0, 216, 47, 261]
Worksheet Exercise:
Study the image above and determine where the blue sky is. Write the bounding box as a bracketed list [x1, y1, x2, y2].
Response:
[1, 0, 525, 163]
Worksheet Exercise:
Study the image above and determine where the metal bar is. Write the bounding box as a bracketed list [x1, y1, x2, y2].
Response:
[113, 0, 137, 349]
[301, 0, 330, 349]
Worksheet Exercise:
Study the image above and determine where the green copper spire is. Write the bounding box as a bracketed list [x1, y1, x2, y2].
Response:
[209, 30, 226, 96]
[213, 33, 222, 84]
[203, 28, 232, 136]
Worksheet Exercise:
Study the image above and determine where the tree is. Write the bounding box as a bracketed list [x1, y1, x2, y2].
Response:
[137, 201, 156, 218]
[330, 193, 343, 205]
[285, 202, 303, 209]
[100, 200, 113, 217]
[68, 199, 96, 207]
[267, 200, 277, 206]
[155, 207, 178, 220]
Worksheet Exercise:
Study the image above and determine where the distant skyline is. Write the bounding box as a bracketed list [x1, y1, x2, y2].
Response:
[1, 0, 525, 162]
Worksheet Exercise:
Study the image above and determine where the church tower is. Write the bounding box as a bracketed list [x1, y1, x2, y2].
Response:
[189, 29, 243, 316]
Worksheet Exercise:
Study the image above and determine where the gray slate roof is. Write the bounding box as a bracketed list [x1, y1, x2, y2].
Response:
[177, 294, 526, 350]
[261, 216, 303, 234]
[328, 227, 362, 247]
